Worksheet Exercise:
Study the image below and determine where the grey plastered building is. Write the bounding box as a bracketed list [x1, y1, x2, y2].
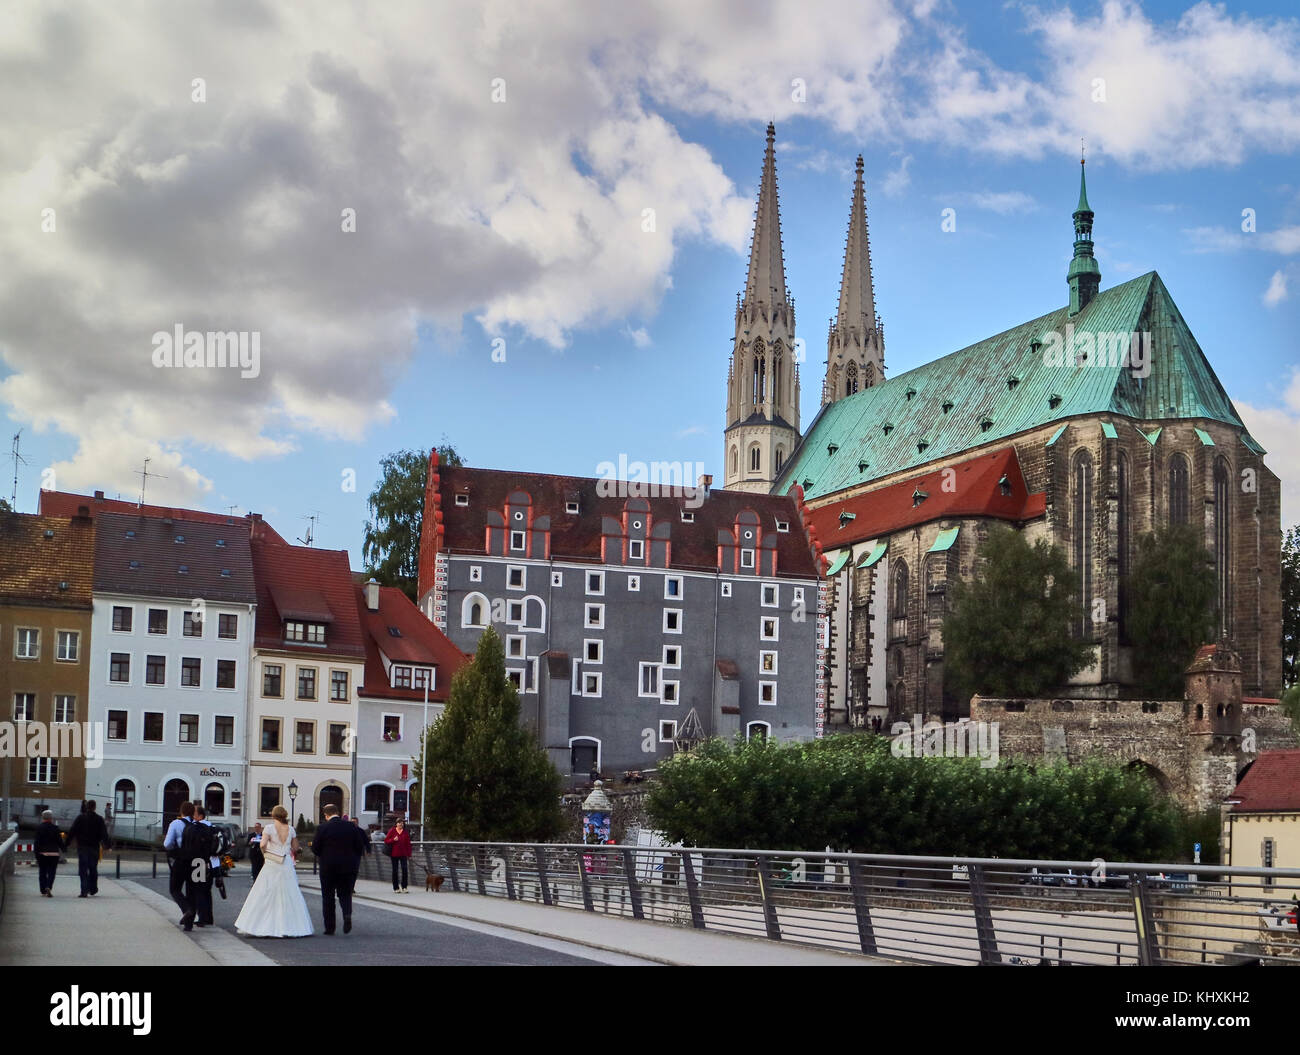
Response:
[416, 455, 826, 778]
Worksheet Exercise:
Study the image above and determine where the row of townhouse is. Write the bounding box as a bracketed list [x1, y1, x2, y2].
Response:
[1, 492, 467, 833]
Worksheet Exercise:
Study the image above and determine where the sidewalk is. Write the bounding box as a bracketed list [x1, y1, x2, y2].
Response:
[300, 876, 901, 966]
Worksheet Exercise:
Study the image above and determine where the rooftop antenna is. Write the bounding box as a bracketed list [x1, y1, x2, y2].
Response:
[10, 430, 28, 508]
[138, 458, 167, 506]
[298, 511, 323, 547]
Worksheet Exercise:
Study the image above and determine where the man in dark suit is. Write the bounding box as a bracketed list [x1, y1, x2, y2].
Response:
[67, 800, 111, 897]
[311, 803, 368, 934]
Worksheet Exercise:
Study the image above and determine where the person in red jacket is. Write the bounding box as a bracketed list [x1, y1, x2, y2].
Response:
[384, 817, 412, 893]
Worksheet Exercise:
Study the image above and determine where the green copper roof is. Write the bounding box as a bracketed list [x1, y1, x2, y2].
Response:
[778, 271, 1262, 503]
[825, 550, 850, 576]
[928, 526, 960, 553]
[859, 541, 888, 567]
[1075, 160, 1091, 214]
[1195, 427, 1215, 446]
[1101, 422, 1118, 439]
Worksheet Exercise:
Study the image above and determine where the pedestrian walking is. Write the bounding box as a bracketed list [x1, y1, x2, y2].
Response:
[190, 804, 220, 927]
[384, 817, 412, 892]
[311, 803, 368, 934]
[34, 810, 64, 896]
[66, 800, 110, 897]
[247, 822, 265, 880]
[163, 801, 196, 930]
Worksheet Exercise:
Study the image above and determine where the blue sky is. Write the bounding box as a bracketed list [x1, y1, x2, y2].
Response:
[2, 0, 1297, 557]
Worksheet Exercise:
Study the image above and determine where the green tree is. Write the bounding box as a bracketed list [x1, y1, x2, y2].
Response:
[413, 627, 563, 841]
[1127, 525, 1216, 698]
[942, 525, 1092, 700]
[362, 444, 462, 601]
[0, 497, 12, 512]
[1281, 684, 1300, 734]
[1282, 525, 1299, 688]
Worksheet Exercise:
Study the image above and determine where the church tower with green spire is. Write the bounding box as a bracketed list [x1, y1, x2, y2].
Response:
[1067, 156, 1101, 314]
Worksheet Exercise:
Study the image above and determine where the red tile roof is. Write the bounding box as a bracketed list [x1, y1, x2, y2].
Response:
[804, 447, 1045, 550]
[356, 584, 469, 702]
[250, 539, 365, 659]
[39, 490, 288, 545]
[0, 512, 95, 608]
[1230, 750, 1300, 813]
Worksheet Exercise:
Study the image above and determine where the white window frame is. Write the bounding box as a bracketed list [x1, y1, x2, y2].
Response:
[506, 634, 527, 660]
[565, 501, 580, 515]
[628, 539, 644, 561]
[663, 608, 682, 634]
[28, 757, 58, 785]
[746, 721, 771, 742]
[627, 575, 640, 591]
[506, 668, 524, 690]
[741, 549, 755, 569]
[720, 581, 732, 597]
[56, 630, 79, 662]
[13, 693, 36, 722]
[111, 605, 134, 633]
[525, 657, 539, 694]
[638, 662, 660, 698]
[761, 616, 779, 641]
[759, 681, 778, 706]
[760, 650, 779, 676]
[662, 644, 680, 668]
[761, 583, 780, 607]
[15, 627, 39, 660]
[462, 593, 490, 628]
[664, 575, 683, 600]
[507, 600, 524, 624]
[582, 671, 603, 698]
[586, 570, 605, 596]
[53, 695, 75, 724]
[659, 720, 677, 743]
[510, 530, 526, 551]
[455, 493, 469, 507]
[584, 638, 603, 664]
[661, 680, 680, 705]
[585, 603, 605, 630]
[469, 565, 482, 583]
[551, 571, 563, 588]
[507, 564, 527, 591]
[571, 659, 582, 696]
[681, 511, 695, 523]
[776, 519, 790, 533]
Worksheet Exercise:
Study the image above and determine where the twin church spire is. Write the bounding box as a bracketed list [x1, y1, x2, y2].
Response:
[723, 126, 883, 492]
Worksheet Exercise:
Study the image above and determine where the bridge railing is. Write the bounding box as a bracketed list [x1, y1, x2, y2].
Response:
[406, 841, 1300, 966]
[0, 832, 18, 918]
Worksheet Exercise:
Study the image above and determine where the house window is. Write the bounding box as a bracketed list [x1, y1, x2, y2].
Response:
[145, 655, 166, 685]
[721, 582, 732, 598]
[216, 659, 236, 689]
[107, 710, 128, 740]
[664, 576, 682, 599]
[566, 501, 580, 515]
[586, 604, 604, 629]
[585, 639, 603, 664]
[551, 571, 563, 587]
[183, 611, 203, 637]
[507, 669, 524, 690]
[263, 665, 283, 697]
[661, 681, 679, 704]
[746, 722, 769, 742]
[506, 635, 526, 660]
[508, 565, 526, 590]
[760, 650, 778, 674]
[295, 721, 315, 753]
[214, 715, 234, 746]
[760, 681, 777, 705]
[464, 596, 488, 628]
[28, 758, 58, 784]
[328, 723, 349, 755]
[285, 621, 326, 644]
[13, 693, 35, 722]
[218, 613, 238, 639]
[583, 672, 602, 697]
[364, 784, 390, 813]
[53, 695, 75, 724]
[627, 575, 640, 591]
[663, 609, 682, 633]
[662, 645, 680, 668]
[114, 779, 136, 814]
[511, 530, 526, 550]
[469, 565, 482, 582]
[741, 549, 755, 569]
[15, 628, 39, 659]
[761, 584, 778, 607]
[455, 493, 469, 507]
[761, 617, 779, 641]
[681, 511, 695, 523]
[775, 520, 789, 533]
[659, 721, 677, 742]
[181, 657, 201, 687]
[148, 609, 168, 635]
[639, 663, 660, 697]
[204, 782, 225, 817]
[629, 539, 644, 560]
[111, 606, 133, 632]
[331, 670, 349, 701]
[587, 571, 605, 595]
[56, 630, 79, 662]
[179, 714, 199, 744]
[146, 706, 169, 743]
[261, 719, 281, 752]
[383, 715, 402, 741]
[259, 786, 281, 818]
[413, 668, 432, 691]
[110, 653, 130, 682]
[298, 668, 317, 700]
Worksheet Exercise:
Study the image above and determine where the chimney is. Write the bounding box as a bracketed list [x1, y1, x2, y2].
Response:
[365, 578, 380, 611]
[697, 474, 713, 495]
[94, 490, 104, 501]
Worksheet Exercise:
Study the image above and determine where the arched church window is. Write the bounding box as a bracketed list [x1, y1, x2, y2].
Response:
[891, 559, 908, 640]
[1117, 450, 1130, 642]
[730, 446, 738, 477]
[1214, 457, 1231, 637]
[1168, 453, 1190, 526]
[752, 344, 766, 405]
[845, 361, 859, 397]
[749, 445, 761, 473]
[1072, 449, 1093, 639]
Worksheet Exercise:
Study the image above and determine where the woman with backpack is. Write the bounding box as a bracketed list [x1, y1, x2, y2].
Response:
[383, 817, 412, 892]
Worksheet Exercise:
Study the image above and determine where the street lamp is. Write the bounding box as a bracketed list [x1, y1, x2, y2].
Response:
[288, 779, 298, 826]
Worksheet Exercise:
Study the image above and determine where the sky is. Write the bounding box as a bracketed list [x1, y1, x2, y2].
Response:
[1, 0, 1298, 559]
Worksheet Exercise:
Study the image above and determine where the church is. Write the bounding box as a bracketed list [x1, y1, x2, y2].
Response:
[723, 126, 1283, 729]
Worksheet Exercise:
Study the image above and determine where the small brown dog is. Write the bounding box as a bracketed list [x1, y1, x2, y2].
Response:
[425, 874, 444, 892]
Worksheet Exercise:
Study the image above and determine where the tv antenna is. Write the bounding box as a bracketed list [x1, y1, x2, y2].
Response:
[298, 511, 323, 547]
[10, 430, 28, 508]
[138, 457, 167, 506]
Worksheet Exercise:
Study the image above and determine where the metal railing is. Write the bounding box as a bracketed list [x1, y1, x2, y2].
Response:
[0, 833, 18, 918]
[407, 842, 1300, 966]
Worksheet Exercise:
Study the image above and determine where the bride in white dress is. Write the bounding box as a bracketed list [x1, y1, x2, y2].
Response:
[234, 805, 314, 937]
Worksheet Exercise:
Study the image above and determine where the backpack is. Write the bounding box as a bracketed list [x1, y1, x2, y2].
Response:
[181, 819, 216, 863]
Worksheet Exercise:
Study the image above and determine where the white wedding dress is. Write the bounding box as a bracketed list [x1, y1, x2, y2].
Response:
[234, 823, 314, 937]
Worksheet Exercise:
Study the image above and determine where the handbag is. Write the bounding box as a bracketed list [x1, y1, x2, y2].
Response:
[263, 850, 285, 866]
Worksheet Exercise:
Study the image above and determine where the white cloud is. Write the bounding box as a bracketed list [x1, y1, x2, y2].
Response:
[1186, 225, 1300, 254]
[1264, 270, 1289, 307]
[623, 325, 652, 348]
[880, 153, 913, 197]
[944, 190, 1038, 215]
[1237, 368, 1300, 526]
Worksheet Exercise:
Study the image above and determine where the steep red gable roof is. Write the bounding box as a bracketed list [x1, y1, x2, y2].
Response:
[250, 539, 365, 659]
[39, 489, 288, 546]
[805, 447, 1045, 550]
[356, 584, 469, 702]
[1230, 750, 1300, 813]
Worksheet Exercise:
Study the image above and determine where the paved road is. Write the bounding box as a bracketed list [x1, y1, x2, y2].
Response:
[133, 873, 638, 966]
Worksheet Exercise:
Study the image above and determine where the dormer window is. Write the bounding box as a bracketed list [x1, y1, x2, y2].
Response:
[1049, 394, 1062, 410]
[387, 626, 403, 637]
[174, 535, 185, 544]
[125, 530, 136, 539]
[827, 443, 839, 456]
[216, 539, 226, 548]
[905, 387, 916, 401]
[839, 511, 856, 528]
[1030, 338, 1042, 354]
[285, 621, 326, 645]
[178, 565, 189, 575]
[912, 489, 929, 507]
[681, 511, 695, 523]
[980, 418, 993, 432]
[220, 568, 231, 578]
[455, 494, 469, 507]
[882, 423, 894, 435]
[775, 519, 789, 533]
[802, 478, 813, 490]
[858, 460, 869, 473]
[917, 440, 929, 454]
[1007, 376, 1020, 390]
[565, 501, 580, 515]
[942, 401, 953, 415]
[128, 560, 140, 570]
[998, 474, 1012, 497]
